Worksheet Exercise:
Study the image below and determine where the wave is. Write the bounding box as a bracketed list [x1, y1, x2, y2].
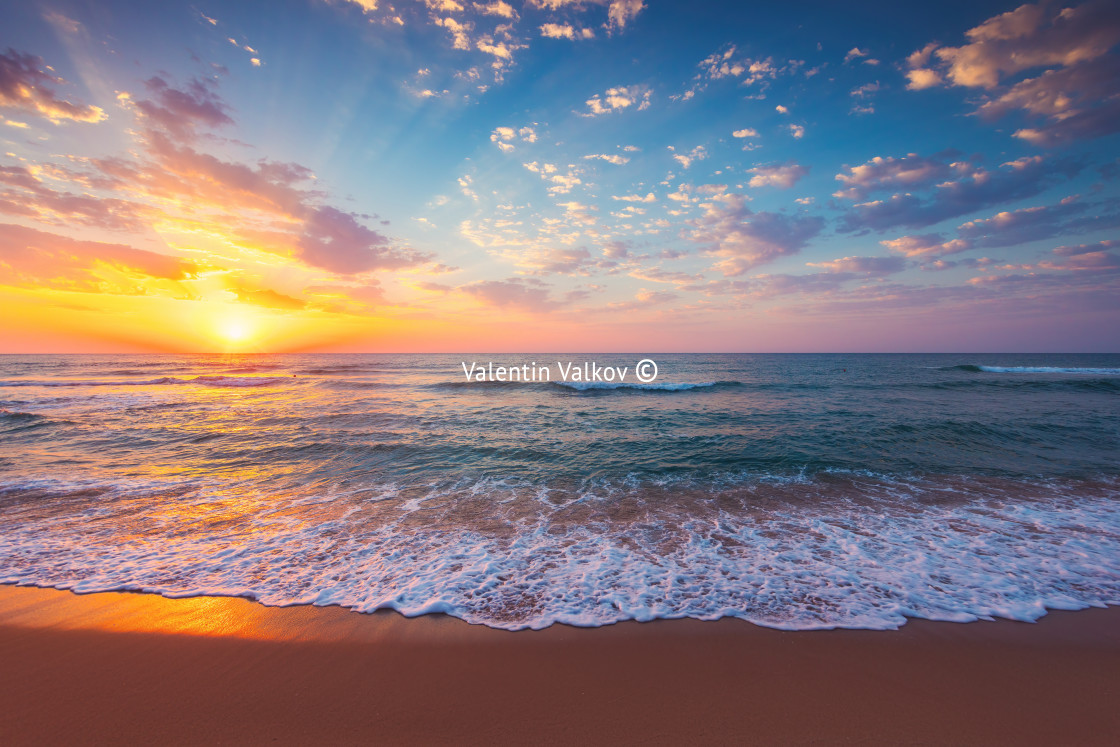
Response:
[0, 474, 1117, 631]
[0, 409, 73, 433]
[296, 365, 386, 375]
[222, 366, 281, 375]
[946, 364, 1120, 375]
[0, 409, 41, 419]
[552, 380, 734, 392]
[927, 378, 1120, 393]
[0, 375, 289, 388]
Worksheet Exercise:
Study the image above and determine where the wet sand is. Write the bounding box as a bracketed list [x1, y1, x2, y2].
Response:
[0, 585, 1117, 745]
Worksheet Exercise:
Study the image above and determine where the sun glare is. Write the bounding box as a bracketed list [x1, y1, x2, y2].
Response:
[218, 317, 253, 346]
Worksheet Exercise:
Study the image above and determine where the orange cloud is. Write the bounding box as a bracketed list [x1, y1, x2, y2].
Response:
[0, 50, 106, 123]
[0, 223, 199, 293]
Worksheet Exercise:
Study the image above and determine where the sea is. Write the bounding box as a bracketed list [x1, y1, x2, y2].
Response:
[1, 353, 1118, 630]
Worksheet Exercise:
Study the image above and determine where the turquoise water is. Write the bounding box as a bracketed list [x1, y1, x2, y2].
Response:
[1, 353, 1118, 629]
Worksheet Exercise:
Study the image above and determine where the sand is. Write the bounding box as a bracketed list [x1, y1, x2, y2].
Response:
[0, 585, 1117, 745]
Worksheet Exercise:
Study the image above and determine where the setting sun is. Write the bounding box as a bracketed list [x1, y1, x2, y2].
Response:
[219, 317, 252, 344]
[206, 308, 264, 350]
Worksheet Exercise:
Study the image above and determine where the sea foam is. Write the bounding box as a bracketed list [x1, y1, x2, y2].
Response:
[1, 475, 1117, 631]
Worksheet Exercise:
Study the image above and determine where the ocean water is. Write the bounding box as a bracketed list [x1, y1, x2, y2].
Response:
[1, 353, 1118, 630]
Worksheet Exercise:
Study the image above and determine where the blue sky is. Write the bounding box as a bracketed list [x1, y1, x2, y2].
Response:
[1, 0, 1118, 351]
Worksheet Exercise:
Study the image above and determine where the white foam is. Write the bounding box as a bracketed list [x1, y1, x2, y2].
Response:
[977, 366, 1120, 375]
[0, 476, 1117, 631]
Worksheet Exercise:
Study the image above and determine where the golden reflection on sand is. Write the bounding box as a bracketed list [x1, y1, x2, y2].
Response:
[0, 585, 482, 643]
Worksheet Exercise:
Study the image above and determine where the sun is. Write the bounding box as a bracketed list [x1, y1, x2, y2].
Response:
[217, 316, 254, 347]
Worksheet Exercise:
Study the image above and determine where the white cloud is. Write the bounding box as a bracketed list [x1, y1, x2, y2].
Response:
[880, 233, 972, 257]
[747, 162, 809, 189]
[583, 153, 630, 165]
[474, 1, 517, 18]
[426, 0, 465, 11]
[583, 84, 651, 115]
[906, 68, 943, 90]
[671, 145, 707, 169]
[434, 16, 472, 50]
[524, 161, 558, 174]
[540, 23, 594, 40]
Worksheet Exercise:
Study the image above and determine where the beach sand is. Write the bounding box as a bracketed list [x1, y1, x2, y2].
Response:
[0, 585, 1117, 745]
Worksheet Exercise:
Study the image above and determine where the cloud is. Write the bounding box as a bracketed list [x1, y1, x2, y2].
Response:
[491, 126, 516, 150]
[978, 55, 1120, 145]
[475, 1, 518, 18]
[906, 68, 943, 90]
[612, 192, 656, 203]
[434, 16, 473, 50]
[907, 1, 1120, 143]
[1038, 240, 1120, 271]
[133, 76, 234, 141]
[0, 49, 106, 123]
[837, 155, 1080, 232]
[957, 197, 1120, 247]
[582, 153, 629, 165]
[523, 161, 558, 175]
[732, 128, 759, 138]
[304, 283, 386, 312]
[557, 200, 597, 224]
[426, 0, 465, 11]
[522, 162, 583, 195]
[850, 82, 880, 98]
[490, 124, 537, 151]
[459, 277, 561, 312]
[834, 151, 1083, 232]
[670, 145, 707, 169]
[232, 287, 307, 310]
[526, 0, 646, 31]
[0, 164, 146, 231]
[844, 47, 869, 63]
[19, 76, 435, 278]
[788, 124, 804, 138]
[1040, 239, 1120, 271]
[540, 23, 594, 40]
[747, 162, 808, 189]
[806, 255, 907, 274]
[583, 84, 651, 115]
[339, 0, 381, 12]
[298, 206, 425, 274]
[928, 0, 1120, 89]
[502, 245, 623, 277]
[880, 233, 973, 257]
[688, 194, 825, 275]
[607, 0, 645, 30]
[0, 223, 198, 293]
[693, 47, 782, 87]
[833, 152, 968, 200]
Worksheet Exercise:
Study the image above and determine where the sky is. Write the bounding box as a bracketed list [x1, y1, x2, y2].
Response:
[0, 0, 1118, 353]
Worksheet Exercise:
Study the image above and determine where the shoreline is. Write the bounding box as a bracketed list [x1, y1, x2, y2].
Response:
[1, 585, 1118, 744]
